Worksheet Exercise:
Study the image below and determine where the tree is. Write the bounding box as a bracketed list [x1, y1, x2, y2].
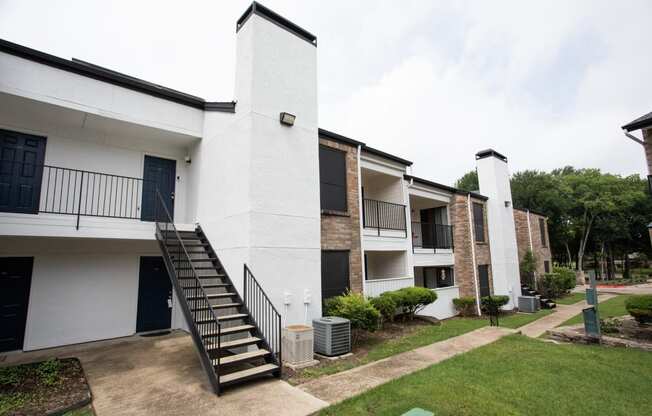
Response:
[455, 170, 479, 192]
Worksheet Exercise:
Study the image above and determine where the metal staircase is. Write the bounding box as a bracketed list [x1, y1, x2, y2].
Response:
[153, 191, 281, 395]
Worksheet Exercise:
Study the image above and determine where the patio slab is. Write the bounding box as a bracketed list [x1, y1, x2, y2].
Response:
[1, 331, 327, 416]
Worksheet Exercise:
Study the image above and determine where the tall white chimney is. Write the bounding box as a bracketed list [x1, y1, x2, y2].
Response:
[197, 2, 321, 324]
[476, 149, 521, 309]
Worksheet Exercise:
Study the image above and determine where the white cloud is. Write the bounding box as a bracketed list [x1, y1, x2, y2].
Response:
[0, 0, 649, 184]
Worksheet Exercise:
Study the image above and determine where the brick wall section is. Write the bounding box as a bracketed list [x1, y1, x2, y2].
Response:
[450, 194, 492, 298]
[513, 209, 552, 277]
[319, 138, 363, 293]
[644, 128, 652, 174]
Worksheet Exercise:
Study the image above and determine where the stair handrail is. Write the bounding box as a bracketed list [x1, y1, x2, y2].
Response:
[243, 264, 282, 371]
[154, 189, 223, 394]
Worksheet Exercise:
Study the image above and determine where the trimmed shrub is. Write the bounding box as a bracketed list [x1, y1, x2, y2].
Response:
[480, 295, 509, 312]
[538, 268, 574, 300]
[370, 293, 398, 324]
[393, 287, 438, 320]
[452, 296, 477, 316]
[625, 295, 652, 324]
[323, 291, 380, 333]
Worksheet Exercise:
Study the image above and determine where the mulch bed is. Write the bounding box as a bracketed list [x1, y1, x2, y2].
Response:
[283, 317, 436, 384]
[0, 358, 92, 416]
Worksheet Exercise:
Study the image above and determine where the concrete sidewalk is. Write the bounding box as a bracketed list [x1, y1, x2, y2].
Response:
[519, 294, 616, 337]
[2, 331, 327, 416]
[298, 326, 517, 405]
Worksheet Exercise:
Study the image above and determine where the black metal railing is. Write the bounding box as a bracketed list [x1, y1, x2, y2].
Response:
[362, 198, 407, 236]
[1, 160, 152, 229]
[411, 222, 454, 251]
[154, 190, 222, 395]
[243, 264, 281, 370]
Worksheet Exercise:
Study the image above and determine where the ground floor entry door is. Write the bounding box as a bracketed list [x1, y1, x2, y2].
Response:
[137, 257, 172, 333]
[478, 264, 491, 297]
[321, 251, 350, 304]
[0, 257, 33, 352]
[141, 155, 176, 222]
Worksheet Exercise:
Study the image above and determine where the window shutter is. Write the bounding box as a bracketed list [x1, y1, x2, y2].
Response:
[319, 146, 347, 211]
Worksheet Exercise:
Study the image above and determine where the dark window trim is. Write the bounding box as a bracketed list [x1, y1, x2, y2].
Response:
[473, 203, 485, 243]
[319, 145, 348, 212]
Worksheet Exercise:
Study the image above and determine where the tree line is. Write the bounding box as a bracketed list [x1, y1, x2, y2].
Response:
[455, 168, 652, 278]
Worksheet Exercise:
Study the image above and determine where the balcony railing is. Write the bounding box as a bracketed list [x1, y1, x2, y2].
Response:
[1, 161, 154, 229]
[362, 198, 407, 236]
[411, 222, 454, 251]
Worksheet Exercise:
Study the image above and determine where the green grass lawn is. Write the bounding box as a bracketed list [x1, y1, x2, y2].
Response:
[293, 310, 552, 383]
[319, 335, 652, 416]
[555, 292, 585, 305]
[559, 295, 630, 327]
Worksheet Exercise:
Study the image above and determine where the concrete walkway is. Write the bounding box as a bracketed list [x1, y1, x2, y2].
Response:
[2, 331, 327, 416]
[519, 294, 616, 337]
[298, 326, 517, 405]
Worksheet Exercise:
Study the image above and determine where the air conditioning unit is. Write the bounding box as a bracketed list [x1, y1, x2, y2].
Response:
[313, 316, 351, 356]
[518, 296, 540, 313]
[282, 325, 314, 367]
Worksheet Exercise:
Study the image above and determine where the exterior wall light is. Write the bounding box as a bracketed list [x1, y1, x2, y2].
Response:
[279, 112, 296, 126]
[184, 155, 192, 164]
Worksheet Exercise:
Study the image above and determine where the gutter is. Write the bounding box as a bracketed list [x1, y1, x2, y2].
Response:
[622, 129, 645, 146]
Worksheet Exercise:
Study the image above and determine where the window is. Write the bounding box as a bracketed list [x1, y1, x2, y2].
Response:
[478, 265, 490, 297]
[321, 251, 350, 301]
[473, 203, 485, 243]
[422, 267, 454, 289]
[319, 146, 347, 212]
[544, 260, 550, 273]
[539, 218, 547, 247]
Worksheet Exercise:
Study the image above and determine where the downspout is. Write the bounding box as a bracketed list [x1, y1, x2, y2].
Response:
[623, 129, 645, 146]
[357, 144, 366, 296]
[526, 210, 536, 290]
[467, 194, 481, 316]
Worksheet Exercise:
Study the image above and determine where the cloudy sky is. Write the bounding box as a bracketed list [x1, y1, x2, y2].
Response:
[1, 0, 649, 184]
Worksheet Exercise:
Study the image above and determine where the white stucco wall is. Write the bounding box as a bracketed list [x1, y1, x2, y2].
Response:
[0, 237, 186, 351]
[0, 52, 204, 137]
[477, 154, 521, 309]
[195, 14, 321, 326]
[0, 95, 197, 238]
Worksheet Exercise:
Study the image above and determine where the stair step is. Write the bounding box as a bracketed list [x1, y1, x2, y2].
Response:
[200, 283, 232, 289]
[188, 293, 236, 300]
[219, 363, 278, 385]
[193, 303, 242, 311]
[202, 324, 255, 337]
[167, 243, 209, 247]
[176, 266, 218, 271]
[216, 349, 270, 366]
[179, 274, 226, 279]
[207, 336, 261, 351]
[197, 313, 248, 324]
[173, 258, 217, 263]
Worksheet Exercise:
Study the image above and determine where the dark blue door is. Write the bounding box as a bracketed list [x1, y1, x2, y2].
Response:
[0, 257, 33, 352]
[136, 257, 172, 332]
[0, 129, 47, 214]
[141, 155, 176, 222]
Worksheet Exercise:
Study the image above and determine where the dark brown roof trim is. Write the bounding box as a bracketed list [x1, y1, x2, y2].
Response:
[0, 38, 235, 112]
[513, 207, 548, 218]
[237, 2, 317, 46]
[318, 128, 364, 147]
[405, 174, 488, 200]
[476, 149, 508, 162]
[363, 146, 413, 166]
[622, 111, 652, 132]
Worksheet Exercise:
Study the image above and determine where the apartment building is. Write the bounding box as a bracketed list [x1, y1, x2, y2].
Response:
[0, 2, 551, 393]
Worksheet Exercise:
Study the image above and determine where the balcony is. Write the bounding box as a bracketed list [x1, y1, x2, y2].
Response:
[411, 222, 454, 252]
[362, 198, 407, 238]
[0, 161, 179, 239]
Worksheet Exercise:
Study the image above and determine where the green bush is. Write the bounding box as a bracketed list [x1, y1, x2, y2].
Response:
[538, 268, 575, 299]
[452, 296, 477, 316]
[393, 287, 438, 320]
[480, 295, 509, 314]
[625, 295, 652, 324]
[370, 293, 398, 324]
[323, 291, 380, 332]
